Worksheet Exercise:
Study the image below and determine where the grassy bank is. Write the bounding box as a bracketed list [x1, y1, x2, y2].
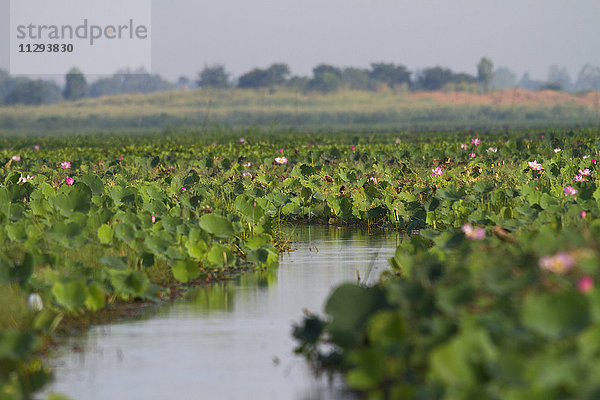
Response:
[0, 88, 598, 136]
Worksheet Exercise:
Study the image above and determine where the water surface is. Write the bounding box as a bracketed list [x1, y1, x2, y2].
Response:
[43, 226, 399, 400]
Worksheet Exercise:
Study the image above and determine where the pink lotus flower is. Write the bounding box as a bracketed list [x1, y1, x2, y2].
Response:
[151, 215, 156, 224]
[431, 167, 443, 177]
[487, 147, 497, 153]
[20, 174, 34, 183]
[242, 172, 252, 178]
[541, 134, 545, 139]
[528, 160, 543, 171]
[243, 162, 252, 167]
[554, 148, 561, 153]
[471, 138, 481, 146]
[278, 148, 284, 153]
[119, 156, 124, 161]
[395, 138, 401, 144]
[583, 155, 591, 159]
[469, 152, 476, 158]
[593, 160, 597, 165]
[33, 145, 40, 151]
[580, 210, 587, 219]
[462, 223, 485, 240]
[369, 177, 378, 184]
[351, 146, 356, 151]
[181, 187, 187, 191]
[578, 276, 594, 293]
[274, 157, 288, 165]
[579, 168, 591, 176]
[64, 177, 74, 185]
[564, 186, 578, 196]
[60, 161, 71, 169]
[573, 175, 587, 182]
[460, 143, 468, 150]
[539, 252, 575, 274]
[12, 155, 21, 162]
[239, 138, 246, 143]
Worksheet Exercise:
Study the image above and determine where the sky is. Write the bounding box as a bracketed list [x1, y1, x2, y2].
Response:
[1, 0, 600, 82]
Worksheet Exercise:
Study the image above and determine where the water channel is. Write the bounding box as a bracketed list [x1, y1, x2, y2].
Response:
[43, 226, 399, 400]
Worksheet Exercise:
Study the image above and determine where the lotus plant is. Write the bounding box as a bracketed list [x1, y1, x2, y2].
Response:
[528, 160, 543, 171]
[431, 167, 443, 177]
[564, 186, 578, 196]
[462, 223, 485, 240]
[539, 252, 575, 274]
[578, 276, 594, 293]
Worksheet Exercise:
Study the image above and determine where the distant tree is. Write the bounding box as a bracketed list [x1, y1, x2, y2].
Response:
[5, 79, 62, 105]
[197, 65, 231, 89]
[308, 64, 343, 93]
[369, 63, 411, 89]
[0, 69, 11, 104]
[89, 75, 123, 97]
[539, 82, 563, 91]
[89, 68, 174, 97]
[342, 68, 372, 90]
[286, 76, 310, 92]
[417, 66, 475, 91]
[518, 72, 542, 91]
[546, 65, 572, 91]
[574, 65, 600, 92]
[265, 63, 290, 86]
[491, 67, 517, 89]
[477, 57, 494, 92]
[238, 63, 290, 89]
[63, 67, 87, 100]
[177, 76, 191, 89]
[238, 68, 270, 88]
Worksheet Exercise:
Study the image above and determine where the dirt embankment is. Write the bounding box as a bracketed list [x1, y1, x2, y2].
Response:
[411, 89, 600, 108]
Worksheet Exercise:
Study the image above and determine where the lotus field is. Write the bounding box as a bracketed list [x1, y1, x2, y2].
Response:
[2, 129, 600, 398]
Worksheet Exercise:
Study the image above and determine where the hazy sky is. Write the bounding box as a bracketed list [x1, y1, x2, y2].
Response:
[2, 0, 600, 81]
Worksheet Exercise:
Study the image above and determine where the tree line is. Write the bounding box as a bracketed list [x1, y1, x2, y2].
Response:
[1, 58, 600, 106]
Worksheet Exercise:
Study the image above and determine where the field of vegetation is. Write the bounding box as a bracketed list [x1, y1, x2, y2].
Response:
[0, 88, 598, 135]
[2, 127, 600, 398]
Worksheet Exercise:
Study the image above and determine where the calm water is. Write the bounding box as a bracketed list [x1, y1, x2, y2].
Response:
[42, 226, 399, 400]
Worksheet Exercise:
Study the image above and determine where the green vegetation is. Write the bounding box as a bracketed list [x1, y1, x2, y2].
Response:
[293, 129, 600, 398]
[3, 127, 600, 398]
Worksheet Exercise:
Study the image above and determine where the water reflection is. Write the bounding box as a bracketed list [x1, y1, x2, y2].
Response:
[43, 226, 400, 400]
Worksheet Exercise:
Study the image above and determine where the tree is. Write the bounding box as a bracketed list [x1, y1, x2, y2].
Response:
[197, 65, 231, 89]
[546, 65, 572, 91]
[238, 68, 269, 88]
[63, 67, 87, 100]
[342, 68, 372, 91]
[575, 65, 600, 92]
[88, 68, 174, 97]
[492, 67, 517, 89]
[518, 72, 542, 91]
[417, 67, 475, 91]
[308, 64, 343, 93]
[477, 57, 494, 92]
[265, 63, 290, 86]
[5, 79, 62, 105]
[369, 63, 411, 89]
[177, 76, 191, 89]
[238, 63, 290, 89]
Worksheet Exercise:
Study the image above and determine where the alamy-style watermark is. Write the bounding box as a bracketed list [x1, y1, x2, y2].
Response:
[10, 0, 151, 75]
